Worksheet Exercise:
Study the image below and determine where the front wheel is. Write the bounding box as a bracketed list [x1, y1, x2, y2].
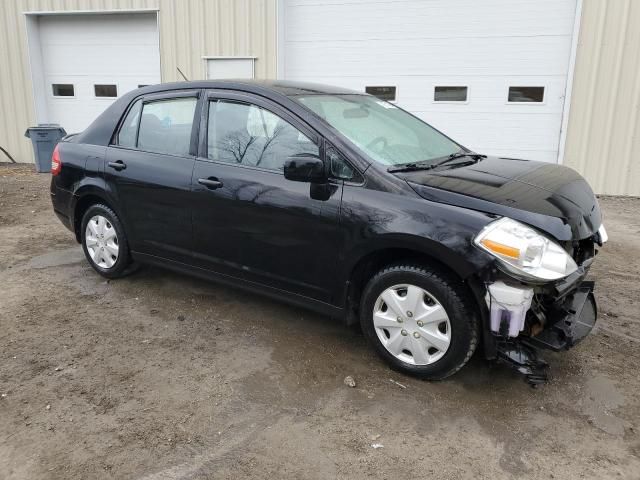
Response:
[360, 264, 479, 380]
[81, 204, 131, 279]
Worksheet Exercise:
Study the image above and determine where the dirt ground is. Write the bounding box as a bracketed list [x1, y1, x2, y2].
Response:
[0, 163, 639, 479]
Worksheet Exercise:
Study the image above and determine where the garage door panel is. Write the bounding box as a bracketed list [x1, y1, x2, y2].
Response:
[46, 78, 135, 124]
[423, 111, 563, 161]
[284, 0, 577, 164]
[286, 0, 576, 41]
[477, 148, 559, 163]
[425, 112, 563, 148]
[38, 13, 161, 134]
[297, 75, 567, 114]
[48, 101, 115, 128]
[45, 76, 148, 97]
[42, 45, 160, 77]
[39, 14, 159, 46]
[285, 36, 572, 77]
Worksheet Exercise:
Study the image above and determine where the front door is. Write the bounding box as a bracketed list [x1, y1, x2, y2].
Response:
[191, 92, 343, 303]
[105, 91, 199, 263]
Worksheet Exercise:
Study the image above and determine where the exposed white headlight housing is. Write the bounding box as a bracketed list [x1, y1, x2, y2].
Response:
[598, 224, 608, 245]
[474, 217, 578, 282]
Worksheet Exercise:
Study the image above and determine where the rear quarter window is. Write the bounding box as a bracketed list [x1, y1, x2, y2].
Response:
[117, 99, 142, 148]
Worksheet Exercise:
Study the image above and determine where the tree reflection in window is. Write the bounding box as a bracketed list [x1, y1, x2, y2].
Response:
[208, 101, 318, 172]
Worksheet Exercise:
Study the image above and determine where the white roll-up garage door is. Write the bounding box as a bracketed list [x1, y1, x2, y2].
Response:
[281, 0, 578, 162]
[36, 13, 161, 134]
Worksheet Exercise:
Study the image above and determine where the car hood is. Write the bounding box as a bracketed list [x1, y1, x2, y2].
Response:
[397, 156, 602, 241]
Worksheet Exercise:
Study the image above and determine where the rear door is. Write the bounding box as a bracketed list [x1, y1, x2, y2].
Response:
[105, 90, 200, 263]
[191, 91, 344, 303]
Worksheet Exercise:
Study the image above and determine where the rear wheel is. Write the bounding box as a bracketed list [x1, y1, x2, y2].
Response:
[360, 264, 478, 379]
[81, 204, 131, 278]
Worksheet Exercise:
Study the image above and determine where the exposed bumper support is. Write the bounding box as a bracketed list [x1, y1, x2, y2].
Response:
[524, 281, 597, 351]
[496, 281, 597, 385]
[497, 342, 549, 386]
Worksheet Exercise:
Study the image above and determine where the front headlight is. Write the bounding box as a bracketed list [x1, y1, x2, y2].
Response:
[474, 217, 578, 282]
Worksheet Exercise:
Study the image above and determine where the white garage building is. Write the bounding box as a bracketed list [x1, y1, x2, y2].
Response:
[281, 0, 578, 163]
[0, 0, 638, 195]
[30, 13, 161, 133]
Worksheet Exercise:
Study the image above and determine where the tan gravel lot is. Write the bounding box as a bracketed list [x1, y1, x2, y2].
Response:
[1, 163, 639, 479]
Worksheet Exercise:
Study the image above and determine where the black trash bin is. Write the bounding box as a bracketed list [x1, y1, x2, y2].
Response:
[24, 124, 67, 173]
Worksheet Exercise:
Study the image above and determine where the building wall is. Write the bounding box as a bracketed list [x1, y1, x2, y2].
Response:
[563, 0, 640, 196]
[0, 0, 277, 165]
[2, 0, 639, 197]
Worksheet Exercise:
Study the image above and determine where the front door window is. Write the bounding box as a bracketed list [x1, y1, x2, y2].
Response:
[207, 100, 318, 171]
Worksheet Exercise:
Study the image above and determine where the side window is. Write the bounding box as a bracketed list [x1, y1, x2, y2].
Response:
[117, 99, 142, 148]
[434, 86, 468, 102]
[137, 97, 197, 156]
[207, 100, 318, 172]
[327, 146, 361, 182]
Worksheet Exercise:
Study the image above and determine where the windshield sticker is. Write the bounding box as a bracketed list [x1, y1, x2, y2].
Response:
[376, 101, 397, 109]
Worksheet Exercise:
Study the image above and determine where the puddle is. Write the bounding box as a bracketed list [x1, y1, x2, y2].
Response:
[581, 375, 627, 436]
[28, 247, 84, 269]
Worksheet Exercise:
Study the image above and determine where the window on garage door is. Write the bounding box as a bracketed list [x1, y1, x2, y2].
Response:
[94, 84, 118, 98]
[508, 86, 545, 103]
[52, 84, 75, 97]
[365, 86, 396, 101]
[434, 86, 468, 102]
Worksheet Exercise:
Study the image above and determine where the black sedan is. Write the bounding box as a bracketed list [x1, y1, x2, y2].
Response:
[50, 81, 606, 383]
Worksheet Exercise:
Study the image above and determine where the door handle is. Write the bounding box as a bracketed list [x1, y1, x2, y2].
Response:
[108, 160, 127, 171]
[198, 177, 223, 190]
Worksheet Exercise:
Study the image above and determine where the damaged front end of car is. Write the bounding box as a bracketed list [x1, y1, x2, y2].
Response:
[474, 218, 607, 385]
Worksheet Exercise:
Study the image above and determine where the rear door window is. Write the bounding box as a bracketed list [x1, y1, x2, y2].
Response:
[117, 99, 142, 148]
[207, 100, 318, 172]
[136, 97, 197, 156]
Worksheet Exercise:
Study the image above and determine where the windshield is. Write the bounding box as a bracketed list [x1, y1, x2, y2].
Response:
[296, 94, 462, 166]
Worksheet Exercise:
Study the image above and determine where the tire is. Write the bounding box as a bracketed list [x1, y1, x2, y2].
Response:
[360, 264, 479, 380]
[81, 203, 132, 279]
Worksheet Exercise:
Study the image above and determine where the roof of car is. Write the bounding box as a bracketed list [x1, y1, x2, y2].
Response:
[74, 80, 364, 148]
[137, 80, 362, 97]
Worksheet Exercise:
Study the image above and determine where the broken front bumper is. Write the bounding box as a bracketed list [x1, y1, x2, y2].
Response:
[493, 281, 597, 385]
[524, 281, 597, 351]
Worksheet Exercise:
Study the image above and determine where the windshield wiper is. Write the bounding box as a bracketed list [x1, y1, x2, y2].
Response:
[387, 162, 432, 173]
[427, 151, 486, 170]
[387, 152, 486, 173]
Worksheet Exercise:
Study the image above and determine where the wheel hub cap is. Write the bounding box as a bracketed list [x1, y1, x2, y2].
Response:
[85, 215, 119, 269]
[373, 284, 451, 365]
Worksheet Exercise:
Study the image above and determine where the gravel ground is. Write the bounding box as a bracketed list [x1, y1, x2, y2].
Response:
[1, 163, 639, 479]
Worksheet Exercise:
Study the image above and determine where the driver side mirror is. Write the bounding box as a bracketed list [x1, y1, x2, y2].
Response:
[283, 155, 326, 183]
